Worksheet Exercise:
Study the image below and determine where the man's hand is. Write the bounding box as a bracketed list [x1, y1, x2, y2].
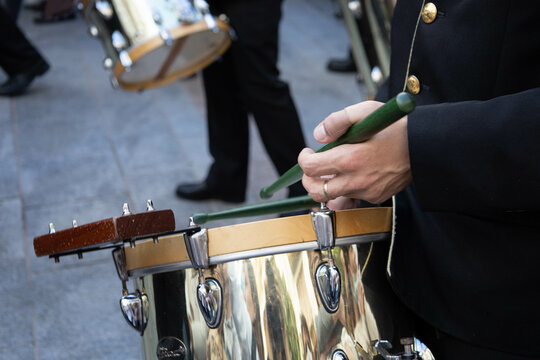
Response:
[298, 101, 412, 206]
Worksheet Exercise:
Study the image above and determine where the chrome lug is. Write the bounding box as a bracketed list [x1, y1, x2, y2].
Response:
[315, 262, 341, 313]
[120, 290, 149, 335]
[196, 278, 222, 328]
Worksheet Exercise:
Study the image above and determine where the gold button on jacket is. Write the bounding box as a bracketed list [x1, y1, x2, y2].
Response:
[406, 75, 421, 94]
[422, 2, 437, 24]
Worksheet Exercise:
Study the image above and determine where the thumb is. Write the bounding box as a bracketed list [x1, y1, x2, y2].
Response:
[313, 109, 352, 143]
[314, 101, 382, 143]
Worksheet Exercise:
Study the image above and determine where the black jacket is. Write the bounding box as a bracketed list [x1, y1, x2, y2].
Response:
[378, 0, 540, 356]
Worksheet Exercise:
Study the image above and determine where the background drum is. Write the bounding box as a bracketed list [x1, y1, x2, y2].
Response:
[81, 0, 231, 91]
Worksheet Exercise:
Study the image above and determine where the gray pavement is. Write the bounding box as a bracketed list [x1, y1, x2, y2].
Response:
[0, 1, 367, 359]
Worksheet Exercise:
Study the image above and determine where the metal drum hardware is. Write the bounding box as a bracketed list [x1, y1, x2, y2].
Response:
[34, 203, 440, 359]
[108, 201, 197, 336]
[115, 247, 150, 335]
[312, 203, 341, 313]
[332, 349, 349, 360]
[120, 289, 149, 335]
[185, 224, 223, 329]
[375, 338, 427, 360]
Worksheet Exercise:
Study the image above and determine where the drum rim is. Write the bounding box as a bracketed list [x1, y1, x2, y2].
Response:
[112, 19, 231, 91]
[128, 232, 389, 277]
[125, 207, 392, 277]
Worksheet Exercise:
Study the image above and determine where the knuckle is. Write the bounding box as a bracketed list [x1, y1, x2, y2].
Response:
[324, 113, 348, 138]
[301, 159, 317, 176]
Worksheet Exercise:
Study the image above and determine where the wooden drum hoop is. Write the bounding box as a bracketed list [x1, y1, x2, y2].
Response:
[125, 207, 392, 277]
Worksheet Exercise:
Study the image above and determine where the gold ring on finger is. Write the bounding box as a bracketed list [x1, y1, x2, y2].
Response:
[323, 179, 331, 202]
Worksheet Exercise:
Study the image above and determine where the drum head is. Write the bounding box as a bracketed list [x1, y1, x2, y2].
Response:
[113, 19, 231, 91]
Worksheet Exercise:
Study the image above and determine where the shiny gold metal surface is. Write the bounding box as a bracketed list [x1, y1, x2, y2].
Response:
[406, 75, 421, 95]
[125, 209, 417, 359]
[137, 241, 394, 359]
[421, 3, 438, 24]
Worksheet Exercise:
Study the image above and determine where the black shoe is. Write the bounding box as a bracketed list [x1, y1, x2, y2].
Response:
[327, 56, 357, 73]
[24, 1, 46, 11]
[0, 59, 50, 96]
[34, 10, 76, 23]
[175, 181, 245, 203]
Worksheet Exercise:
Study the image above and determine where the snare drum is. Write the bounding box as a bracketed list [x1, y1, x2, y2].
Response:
[122, 207, 412, 360]
[83, 0, 231, 91]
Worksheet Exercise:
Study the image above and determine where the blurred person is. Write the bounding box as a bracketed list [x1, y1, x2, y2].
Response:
[32, 0, 75, 23]
[0, 0, 21, 19]
[299, 1, 540, 359]
[0, 3, 50, 96]
[327, 0, 383, 74]
[175, 0, 306, 203]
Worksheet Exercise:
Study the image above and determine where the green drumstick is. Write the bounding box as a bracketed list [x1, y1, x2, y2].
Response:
[259, 92, 416, 199]
[191, 195, 318, 224]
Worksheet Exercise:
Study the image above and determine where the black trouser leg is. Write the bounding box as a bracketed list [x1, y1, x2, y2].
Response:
[204, 0, 306, 197]
[0, 5, 46, 76]
[202, 53, 250, 196]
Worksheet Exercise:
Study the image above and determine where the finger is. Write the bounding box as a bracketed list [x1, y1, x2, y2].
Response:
[299, 144, 358, 178]
[344, 101, 382, 125]
[324, 174, 359, 200]
[302, 175, 329, 203]
[297, 147, 315, 161]
[314, 109, 353, 143]
[327, 196, 356, 210]
[325, 172, 386, 204]
[313, 101, 382, 143]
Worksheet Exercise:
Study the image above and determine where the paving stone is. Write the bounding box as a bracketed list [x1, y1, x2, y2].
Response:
[0, 121, 19, 199]
[0, 97, 9, 122]
[0, 198, 24, 260]
[0, 345, 35, 360]
[20, 153, 127, 208]
[0, 278, 34, 350]
[13, 78, 97, 122]
[32, 261, 140, 360]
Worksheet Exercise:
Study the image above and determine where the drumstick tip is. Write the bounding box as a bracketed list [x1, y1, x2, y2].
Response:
[191, 213, 208, 225]
[396, 91, 416, 113]
[259, 187, 272, 199]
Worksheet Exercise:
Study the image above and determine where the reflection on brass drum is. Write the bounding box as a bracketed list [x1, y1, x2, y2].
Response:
[81, 0, 231, 91]
[120, 207, 429, 359]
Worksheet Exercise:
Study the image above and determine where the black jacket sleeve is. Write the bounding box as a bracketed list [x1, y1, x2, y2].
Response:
[408, 87, 540, 214]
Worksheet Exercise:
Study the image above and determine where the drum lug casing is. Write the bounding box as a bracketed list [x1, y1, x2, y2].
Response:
[186, 228, 223, 328]
[95, 0, 113, 19]
[311, 204, 342, 313]
[194, 0, 218, 32]
[311, 204, 336, 250]
[159, 29, 173, 46]
[111, 30, 128, 51]
[196, 278, 222, 329]
[315, 261, 341, 313]
[112, 247, 128, 282]
[152, 10, 174, 46]
[118, 51, 133, 71]
[184, 228, 209, 269]
[119, 290, 149, 336]
[113, 238, 150, 335]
